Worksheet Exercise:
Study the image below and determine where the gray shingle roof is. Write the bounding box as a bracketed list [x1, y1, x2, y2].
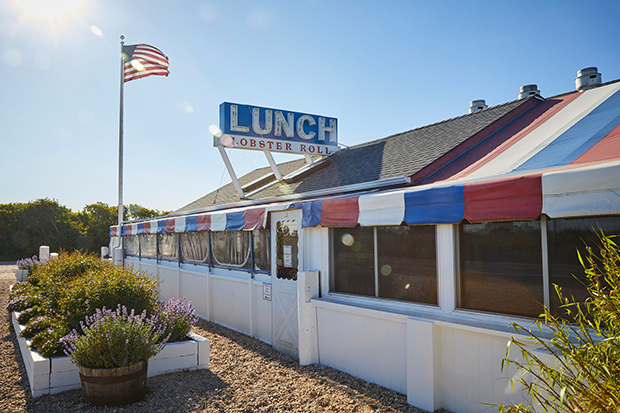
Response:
[177, 96, 536, 212]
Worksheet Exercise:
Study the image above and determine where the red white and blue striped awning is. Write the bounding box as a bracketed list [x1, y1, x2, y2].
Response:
[111, 81, 620, 236]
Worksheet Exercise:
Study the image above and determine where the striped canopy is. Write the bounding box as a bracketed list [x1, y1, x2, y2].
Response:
[112, 81, 620, 236]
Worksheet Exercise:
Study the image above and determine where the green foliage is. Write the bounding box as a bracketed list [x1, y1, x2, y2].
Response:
[77, 202, 118, 253]
[33, 251, 107, 311]
[22, 315, 56, 339]
[17, 305, 47, 324]
[62, 305, 169, 369]
[58, 263, 160, 332]
[499, 233, 620, 413]
[0, 199, 166, 260]
[6, 292, 44, 312]
[31, 323, 68, 358]
[126, 203, 171, 221]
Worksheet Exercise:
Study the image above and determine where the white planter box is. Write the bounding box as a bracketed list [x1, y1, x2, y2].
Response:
[11, 311, 210, 397]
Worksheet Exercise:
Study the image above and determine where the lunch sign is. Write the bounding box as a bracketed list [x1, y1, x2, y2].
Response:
[215, 102, 339, 156]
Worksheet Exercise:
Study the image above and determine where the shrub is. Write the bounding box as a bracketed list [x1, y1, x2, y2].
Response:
[22, 315, 57, 339]
[31, 323, 69, 358]
[58, 264, 160, 332]
[499, 233, 620, 412]
[17, 305, 47, 324]
[6, 293, 44, 312]
[33, 251, 107, 309]
[157, 298, 199, 342]
[61, 305, 169, 369]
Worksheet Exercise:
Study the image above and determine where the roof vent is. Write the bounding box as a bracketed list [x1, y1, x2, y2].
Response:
[468, 99, 488, 114]
[575, 67, 602, 91]
[518, 84, 540, 100]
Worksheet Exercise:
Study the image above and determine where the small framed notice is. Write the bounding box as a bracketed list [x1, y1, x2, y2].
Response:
[283, 245, 292, 267]
[263, 283, 272, 301]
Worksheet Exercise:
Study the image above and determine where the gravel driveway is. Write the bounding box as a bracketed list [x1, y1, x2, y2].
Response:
[0, 264, 446, 412]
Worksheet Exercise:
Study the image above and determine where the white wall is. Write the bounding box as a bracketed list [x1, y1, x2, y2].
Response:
[124, 258, 273, 345]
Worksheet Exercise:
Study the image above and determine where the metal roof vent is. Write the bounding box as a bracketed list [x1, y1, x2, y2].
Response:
[575, 67, 602, 91]
[468, 99, 488, 114]
[518, 84, 540, 100]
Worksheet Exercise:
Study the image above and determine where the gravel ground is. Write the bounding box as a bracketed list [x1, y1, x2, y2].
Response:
[0, 264, 449, 413]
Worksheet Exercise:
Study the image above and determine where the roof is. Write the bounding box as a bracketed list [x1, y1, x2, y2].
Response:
[177, 95, 537, 212]
[117, 79, 620, 233]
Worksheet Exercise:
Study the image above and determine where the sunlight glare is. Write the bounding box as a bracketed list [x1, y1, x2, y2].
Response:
[90, 25, 103, 37]
[209, 125, 223, 137]
[131, 60, 145, 71]
[9, 0, 87, 24]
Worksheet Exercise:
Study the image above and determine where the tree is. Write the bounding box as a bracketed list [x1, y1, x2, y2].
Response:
[126, 204, 171, 221]
[79, 202, 118, 252]
[500, 233, 620, 412]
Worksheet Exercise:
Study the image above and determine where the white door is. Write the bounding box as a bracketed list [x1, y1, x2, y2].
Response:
[271, 210, 302, 360]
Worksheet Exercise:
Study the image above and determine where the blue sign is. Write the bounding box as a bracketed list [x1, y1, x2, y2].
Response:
[219, 102, 338, 146]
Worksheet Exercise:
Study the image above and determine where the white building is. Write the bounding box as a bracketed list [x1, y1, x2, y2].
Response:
[111, 68, 620, 412]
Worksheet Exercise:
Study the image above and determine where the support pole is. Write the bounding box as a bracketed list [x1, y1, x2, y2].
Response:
[118, 35, 125, 228]
[263, 150, 283, 180]
[218, 146, 246, 199]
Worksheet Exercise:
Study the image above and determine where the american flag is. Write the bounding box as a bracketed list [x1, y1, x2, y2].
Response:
[122, 44, 169, 83]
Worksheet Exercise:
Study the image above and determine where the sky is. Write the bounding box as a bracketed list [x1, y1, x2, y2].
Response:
[1, 0, 620, 213]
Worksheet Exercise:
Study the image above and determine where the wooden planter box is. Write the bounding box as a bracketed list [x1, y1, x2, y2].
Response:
[11, 311, 210, 397]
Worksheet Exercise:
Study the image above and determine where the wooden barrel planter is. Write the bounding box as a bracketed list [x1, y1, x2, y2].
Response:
[78, 360, 148, 405]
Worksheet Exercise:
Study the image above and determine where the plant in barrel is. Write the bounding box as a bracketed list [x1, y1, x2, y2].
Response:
[61, 305, 170, 405]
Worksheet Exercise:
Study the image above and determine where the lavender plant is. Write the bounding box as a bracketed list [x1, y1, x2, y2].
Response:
[156, 297, 199, 342]
[15, 256, 40, 274]
[61, 305, 170, 369]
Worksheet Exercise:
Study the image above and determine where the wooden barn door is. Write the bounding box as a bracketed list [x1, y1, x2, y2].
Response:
[270, 210, 302, 360]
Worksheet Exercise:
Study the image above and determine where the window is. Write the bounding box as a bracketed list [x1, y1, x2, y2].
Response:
[158, 233, 178, 260]
[332, 225, 437, 304]
[211, 231, 251, 269]
[253, 229, 271, 272]
[377, 226, 437, 304]
[124, 236, 139, 256]
[140, 235, 157, 258]
[458, 221, 543, 318]
[547, 216, 620, 315]
[333, 227, 375, 295]
[180, 232, 209, 263]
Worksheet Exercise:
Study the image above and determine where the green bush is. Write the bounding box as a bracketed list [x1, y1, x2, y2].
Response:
[22, 315, 57, 339]
[16, 305, 47, 324]
[500, 233, 620, 413]
[31, 323, 69, 358]
[6, 293, 44, 312]
[58, 264, 160, 332]
[32, 251, 107, 308]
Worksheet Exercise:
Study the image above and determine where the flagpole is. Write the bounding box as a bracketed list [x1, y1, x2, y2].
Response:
[118, 35, 125, 231]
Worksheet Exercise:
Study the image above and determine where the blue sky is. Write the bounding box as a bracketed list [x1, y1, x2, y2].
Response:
[1, 0, 619, 212]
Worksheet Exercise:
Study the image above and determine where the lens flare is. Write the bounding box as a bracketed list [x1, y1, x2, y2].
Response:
[278, 182, 293, 195]
[341, 233, 354, 247]
[131, 60, 144, 71]
[381, 264, 392, 276]
[220, 134, 234, 147]
[90, 25, 104, 37]
[209, 125, 223, 137]
[351, 241, 362, 252]
[405, 283, 410, 289]
[185, 104, 194, 114]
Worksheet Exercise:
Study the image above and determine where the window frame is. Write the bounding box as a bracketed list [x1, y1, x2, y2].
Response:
[329, 224, 439, 307]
